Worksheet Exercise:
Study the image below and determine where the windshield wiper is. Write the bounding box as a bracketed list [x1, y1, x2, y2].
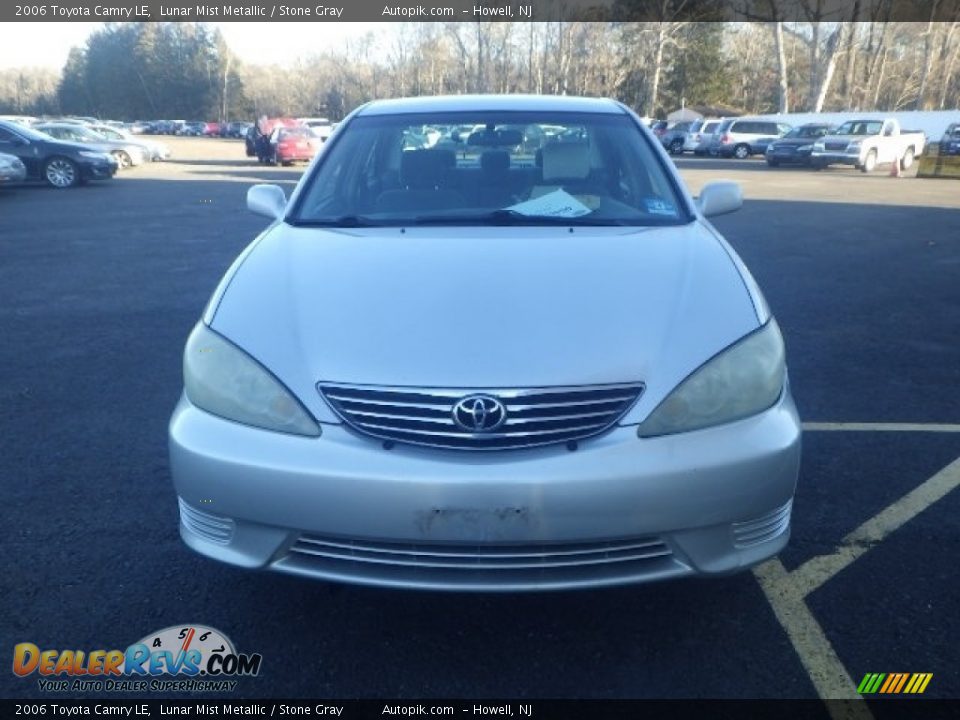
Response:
[406, 209, 631, 226]
[289, 215, 384, 227]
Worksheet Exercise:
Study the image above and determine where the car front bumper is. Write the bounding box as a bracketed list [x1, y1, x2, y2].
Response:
[79, 159, 118, 180]
[811, 152, 860, 166]
[0, 163, 27, 183]
[169, 389, 802, 592]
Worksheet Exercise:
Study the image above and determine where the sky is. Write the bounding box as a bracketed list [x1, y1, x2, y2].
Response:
[0, 22, 389, 71]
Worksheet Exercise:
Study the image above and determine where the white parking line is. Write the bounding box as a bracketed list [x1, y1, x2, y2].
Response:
[754, 421, 960, 713]
[803, 422, 960, 433]
[753, 560, 869, 711]
[790, 456, 960, 596]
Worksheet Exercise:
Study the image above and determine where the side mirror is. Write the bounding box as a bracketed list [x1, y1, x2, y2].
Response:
[247, 184, 287, 220]
[697, 181, 742, 218]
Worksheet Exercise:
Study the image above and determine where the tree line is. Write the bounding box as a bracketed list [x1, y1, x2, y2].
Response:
[1, 16, 958, 122]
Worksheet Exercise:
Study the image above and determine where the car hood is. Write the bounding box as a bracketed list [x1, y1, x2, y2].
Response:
[771, 137, 818, 148]
[209, 223, 761, 424]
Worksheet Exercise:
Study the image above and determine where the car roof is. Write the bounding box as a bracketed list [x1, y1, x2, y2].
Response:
[356, 94, 626, 116]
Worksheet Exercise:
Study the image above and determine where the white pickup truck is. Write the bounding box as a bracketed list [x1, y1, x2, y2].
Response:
[811, 118, 926, 173]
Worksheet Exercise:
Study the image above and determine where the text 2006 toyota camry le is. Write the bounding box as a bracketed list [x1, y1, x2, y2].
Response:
[169, 95, 801, 591]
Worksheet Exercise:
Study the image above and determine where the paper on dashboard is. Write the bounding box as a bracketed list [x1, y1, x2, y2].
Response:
[506, 189, 592, 218]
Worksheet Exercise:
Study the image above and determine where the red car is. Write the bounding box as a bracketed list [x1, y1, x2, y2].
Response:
[203, 122, 221, 137]
[267, 126, 320, 165]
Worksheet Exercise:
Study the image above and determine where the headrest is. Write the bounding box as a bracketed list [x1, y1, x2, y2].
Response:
[400, 149, 455, 189]
[480, 151, 510, 174]
[541, 142, 590, 181]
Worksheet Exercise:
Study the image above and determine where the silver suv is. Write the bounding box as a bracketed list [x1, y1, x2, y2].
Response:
[712, 119, 791, 159]
[683, 118, 720, 154]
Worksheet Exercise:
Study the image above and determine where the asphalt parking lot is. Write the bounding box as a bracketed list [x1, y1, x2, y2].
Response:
[2, 139, 958, 706]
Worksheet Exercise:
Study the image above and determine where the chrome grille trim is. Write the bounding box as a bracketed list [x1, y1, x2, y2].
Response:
[318, 382, 644, 450]
[178, 498, 234, 545]
[732, 500, 792, 549]
[287, 534, 673, 571]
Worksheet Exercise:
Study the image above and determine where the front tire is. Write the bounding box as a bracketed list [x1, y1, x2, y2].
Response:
[669, 139, 683, 155]
[44, 157, 79, 188]
[733, 144, 750, 159]
[861, 150, 877, 173]
[900, 147, 915, 170]
[113, 151, 132, 169]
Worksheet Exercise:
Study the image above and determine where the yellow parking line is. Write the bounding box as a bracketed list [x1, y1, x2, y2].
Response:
[753, 560, 873, 716]
[803, 422, 960, 432]
[789, 456, 960, 595]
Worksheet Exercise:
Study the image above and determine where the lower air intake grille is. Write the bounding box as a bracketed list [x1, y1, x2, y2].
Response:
[318, 382, 644, 450]
[732, 500, 792, 549]
[178, 498, 234, 545]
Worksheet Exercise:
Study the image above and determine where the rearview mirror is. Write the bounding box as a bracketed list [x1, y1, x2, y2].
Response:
[697, 181, 742, 217]
[247, 184, 287, 220]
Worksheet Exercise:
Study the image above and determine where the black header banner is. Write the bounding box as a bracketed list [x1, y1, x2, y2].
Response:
[2, 0, 957, 23]
[1, 698, 957, 718]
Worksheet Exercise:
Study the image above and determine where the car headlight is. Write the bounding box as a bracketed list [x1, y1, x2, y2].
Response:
[637, 320, 786, 437]
[183, 323, 321, 437]
[847, 141, 861, 150]
[79, 151, 110, 160]
[812, 142, 825, 151]
[796, 144, 812, 152]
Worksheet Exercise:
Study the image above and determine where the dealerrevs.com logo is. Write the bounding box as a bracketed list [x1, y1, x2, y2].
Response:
[13, 625, 262, 692]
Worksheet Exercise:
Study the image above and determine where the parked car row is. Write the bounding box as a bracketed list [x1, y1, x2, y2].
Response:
[656, 114, 938, 173]
[0, 119, 120, 188]
[0, 115, 171, 165]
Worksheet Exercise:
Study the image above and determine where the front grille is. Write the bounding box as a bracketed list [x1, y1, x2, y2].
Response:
[274, 533, 681, 590]
[824, 141, 850, 152]
[318, 382, 643, 450]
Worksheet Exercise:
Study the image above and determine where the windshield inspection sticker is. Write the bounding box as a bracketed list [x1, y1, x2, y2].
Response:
[507, 190, 592, 218]
[644, 197, 678, 216]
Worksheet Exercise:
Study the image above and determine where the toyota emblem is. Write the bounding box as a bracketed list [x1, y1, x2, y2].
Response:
[452, 395, 507, 433]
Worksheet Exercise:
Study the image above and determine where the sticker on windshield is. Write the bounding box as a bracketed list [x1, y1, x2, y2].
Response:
[507, 190, 591, 218]
[644, 198, 678, 216]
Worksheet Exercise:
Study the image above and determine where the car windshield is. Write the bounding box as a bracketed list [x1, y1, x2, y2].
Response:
[835, 121, 883, 136]
[786, 126, 830, 139]
[59, 126, 107, 142]
[946, 125, 960, 138]
[702, 122, 719, 134]
[291, 111, 689, 227]
[3, 122, 53, 142]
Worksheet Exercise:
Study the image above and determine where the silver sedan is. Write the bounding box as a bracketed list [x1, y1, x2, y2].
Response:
[170, 95, 801, 591]
[33, 123, 146, 168]
[0, 152, 26, 184]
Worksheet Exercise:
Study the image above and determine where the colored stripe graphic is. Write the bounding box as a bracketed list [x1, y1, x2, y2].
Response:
[859, 673, 933, 694]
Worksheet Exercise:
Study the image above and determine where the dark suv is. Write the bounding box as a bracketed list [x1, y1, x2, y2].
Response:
[0, 120, 118, 188]
[940, 123, 960, 156]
